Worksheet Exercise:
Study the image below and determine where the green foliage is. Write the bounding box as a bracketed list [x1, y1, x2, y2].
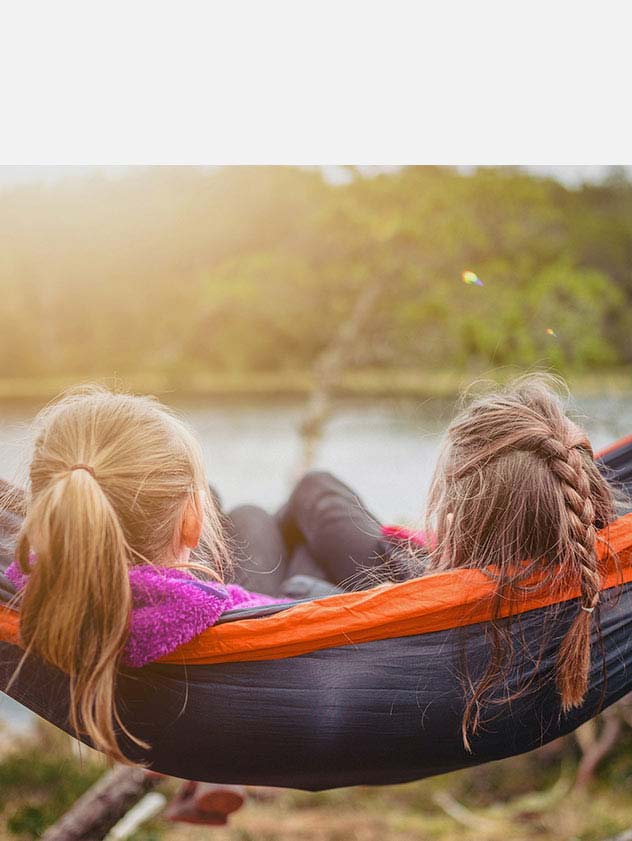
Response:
[0, 730, 164, 839]
[0, 738, 103, 839]
[0, 166, 629, 382]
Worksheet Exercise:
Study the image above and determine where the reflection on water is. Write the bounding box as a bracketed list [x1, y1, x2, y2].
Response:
[0, 393, 630, 727]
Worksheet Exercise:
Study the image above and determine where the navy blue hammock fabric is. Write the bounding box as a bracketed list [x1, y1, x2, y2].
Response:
[0, 435, 631, 791]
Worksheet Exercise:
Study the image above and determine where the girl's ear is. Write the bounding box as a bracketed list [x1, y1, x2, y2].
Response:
[181, 493, 204, 549]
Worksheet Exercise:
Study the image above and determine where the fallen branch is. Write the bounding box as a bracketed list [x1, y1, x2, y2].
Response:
[106, 790, 167, 841]
[432, 790, 497, 831]
[599, 831, 632, 841]
[41, 766, 160, 841]
[433, 764, 573, 828]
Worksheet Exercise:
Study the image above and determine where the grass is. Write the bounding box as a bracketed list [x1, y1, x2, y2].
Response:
[2, 723, 632, 840]
[0, 366, 630, 403]
[0, 725, 104, 840]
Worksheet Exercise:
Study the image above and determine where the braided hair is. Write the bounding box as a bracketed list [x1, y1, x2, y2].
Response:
[543, 432, 602, 709]
[425, 374, 616, 745]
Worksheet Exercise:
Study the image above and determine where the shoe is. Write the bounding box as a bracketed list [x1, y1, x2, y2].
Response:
[164, 781, 245, 825]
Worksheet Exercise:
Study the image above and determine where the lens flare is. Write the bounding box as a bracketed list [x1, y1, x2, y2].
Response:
[462, 270, 483, 287]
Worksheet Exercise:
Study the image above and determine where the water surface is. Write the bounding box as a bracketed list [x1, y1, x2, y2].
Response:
[1, 393, 629, 521]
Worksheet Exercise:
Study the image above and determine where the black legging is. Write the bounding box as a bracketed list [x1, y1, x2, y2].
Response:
[225, 471, 412, 598]
[223, 503, 345, 599]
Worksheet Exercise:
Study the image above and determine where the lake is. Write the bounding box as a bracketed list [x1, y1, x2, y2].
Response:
[0, 392, 631, 730]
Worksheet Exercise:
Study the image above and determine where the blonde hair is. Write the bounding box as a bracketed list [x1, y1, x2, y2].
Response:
[7, 384, 228, 762]
[425, 374, 616, 747]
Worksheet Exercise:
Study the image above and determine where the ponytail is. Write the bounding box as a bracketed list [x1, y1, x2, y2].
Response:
[16, 466, 140, 762]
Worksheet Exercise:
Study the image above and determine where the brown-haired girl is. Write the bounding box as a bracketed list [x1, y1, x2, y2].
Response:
[280, 374, 622, 741]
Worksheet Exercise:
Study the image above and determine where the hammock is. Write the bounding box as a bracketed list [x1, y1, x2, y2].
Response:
[0, 436, 631, 791]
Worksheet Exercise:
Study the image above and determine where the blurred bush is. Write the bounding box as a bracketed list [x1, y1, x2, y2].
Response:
[0, 166, 630, 383]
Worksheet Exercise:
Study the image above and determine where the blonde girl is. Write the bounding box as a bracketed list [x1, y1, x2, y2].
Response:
[2, 385, 289, 762]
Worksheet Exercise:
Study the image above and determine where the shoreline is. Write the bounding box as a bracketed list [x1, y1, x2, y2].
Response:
[0, 367, 630, 403]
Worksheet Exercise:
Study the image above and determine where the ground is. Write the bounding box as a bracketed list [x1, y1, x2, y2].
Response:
[134, 775, 632, 841]
[2, 722, 632, 841]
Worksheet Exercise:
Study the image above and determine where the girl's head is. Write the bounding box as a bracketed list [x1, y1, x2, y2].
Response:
[425, 374, 616, 740]
[10, 384, 227, 761]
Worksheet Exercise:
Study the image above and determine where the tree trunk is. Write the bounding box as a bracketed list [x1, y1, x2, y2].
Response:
[299, 278, 384, 470]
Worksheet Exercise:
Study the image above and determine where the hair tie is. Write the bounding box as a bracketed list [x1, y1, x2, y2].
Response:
[581, 605, 595, 614]
[70, 463, 96, 478]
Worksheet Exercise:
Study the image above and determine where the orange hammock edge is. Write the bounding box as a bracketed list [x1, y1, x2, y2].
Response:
[2, 513, 632, 667]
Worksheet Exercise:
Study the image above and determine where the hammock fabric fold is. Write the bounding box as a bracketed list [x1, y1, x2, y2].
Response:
[0, 436, 631, 790]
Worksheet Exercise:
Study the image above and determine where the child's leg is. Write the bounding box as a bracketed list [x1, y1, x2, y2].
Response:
[279, 544, 345, 599]
[285, 543, 328, 580]
[226, 504, 289, 597]
[278, 471, 402, 591]
[227, 503, 342, 601]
